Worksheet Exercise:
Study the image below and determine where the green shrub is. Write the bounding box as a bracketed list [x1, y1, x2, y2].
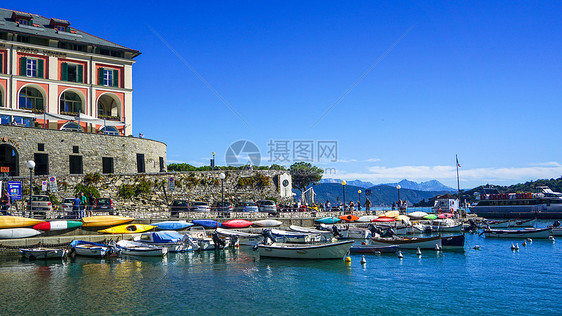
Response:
[238, 177, 255, 187]
[135, 178, 152, 195]
[74, 183, 100, 198]
[118, 184, 135, 200]
[84, 172, 102, 185]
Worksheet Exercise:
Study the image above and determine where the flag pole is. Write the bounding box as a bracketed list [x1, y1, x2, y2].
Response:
[456, 155, 461, 209]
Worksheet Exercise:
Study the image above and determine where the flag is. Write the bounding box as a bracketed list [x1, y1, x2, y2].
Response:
[456, 156, 461, 168]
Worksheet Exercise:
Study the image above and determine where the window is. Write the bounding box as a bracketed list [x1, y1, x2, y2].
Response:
[98, 126, 120, 135]
[60, 91, 83, 115]
[159, 157, 165, 172]
[60, 122, 83, 132]
[98, 94, 120, 120]
[102, 157, 114, 174]
[56, 26, 65, 31]
[17, 19, 28, 25]
[38, 143, 44, 151]
[19, 87, 44, 112]
[98, 68, 118, 87]
[16, 36, 30, 43]
[137, 154, 145, 173]
[34, 153, 49, 176]
[103, 69, 113, 86]
[61, 63, 83, 83]
[20, 57, 43, 77]
[69, 155, 83, 174]
[12, 116, 32, 127]
[73, 146, 79, 153]
[26, 59, 37, 77]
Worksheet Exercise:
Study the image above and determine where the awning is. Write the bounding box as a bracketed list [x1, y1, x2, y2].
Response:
[0, 108, 125, 127]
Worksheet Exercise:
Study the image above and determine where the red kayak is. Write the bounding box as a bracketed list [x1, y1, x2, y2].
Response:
[222, 219, 253, 228]
[371, 217, 396, 222]
[339, 215, 359, 222]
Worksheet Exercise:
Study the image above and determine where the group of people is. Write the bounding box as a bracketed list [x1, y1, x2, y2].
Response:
[1, 190, 12, 215]
[72, 192, 95, 218]
[323, 198, 373, 214]
[392, 200, 408, 211]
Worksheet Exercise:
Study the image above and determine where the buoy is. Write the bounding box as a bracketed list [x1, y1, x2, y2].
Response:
[527, 238, 532, 243]
[514, 243, 519, 250]
[549, 236, 555, 242]
[344, 256, 351, 263]
[522, 240, 527, 247]
[416, 248, 422, 256]
[397, 250, 403, 259]
[435, 244, 441, 251]
[511, 243, 517, 251]
[374, 251, 381, 255]
[361, 255, 366, 265]
[473, 245, 481, 250]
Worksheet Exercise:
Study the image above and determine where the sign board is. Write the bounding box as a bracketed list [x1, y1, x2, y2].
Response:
[365, 189, 371, 196]
[7, 181, 21, 200]
[49, 176, 58, 192]
[41, 181, 48, 191]
[0, 167, 9, 173]
[168, 177, 175, 191]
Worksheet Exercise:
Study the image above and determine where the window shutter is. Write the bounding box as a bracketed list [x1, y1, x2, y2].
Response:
[37, 59, 44, 78]
[61, 62, 68, 81]
[0, 54, 3, 74]
[29, 19, 33, 25]
[77, 65, 83, 83]
[66, 27, 70, 32]
[98, 67, 104, 85]
[113, 69, 118, 87]
[20, 57, 27, 76]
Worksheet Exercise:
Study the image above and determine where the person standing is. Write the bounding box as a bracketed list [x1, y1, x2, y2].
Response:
[1, 190, 11, 215]
[87, 193, 95, 217]
[79, 192, 88, 218]
[365, 198, 372, 214]
[73, 194, 81, 219]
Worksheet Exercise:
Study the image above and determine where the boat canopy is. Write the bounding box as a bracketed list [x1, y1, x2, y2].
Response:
[151, 231, 183, 243]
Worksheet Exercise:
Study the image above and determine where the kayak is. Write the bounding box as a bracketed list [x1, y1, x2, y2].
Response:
[438, 213, 454, 219]
[152, 220, 193, 230]
[383, 211, 400, 218]
[98, 224, 156, 234]
[315, 217, 341, 224]
[0, 228, 41, 239]
[192, 219, 222, 228]
[408, 211, 428, 219]
[372, 217, 396, 222]
[81, 216, 134, 227]
[357, 215, 379, 222]
[0, 216, 45, 229]
[33, 221, 83, 231]
[423, 214, 438, 220]
[222, 219, 253, 228]
[339, 215, 359, 222]
[396, 215, 410, 222]
[253, 220, 283, 227]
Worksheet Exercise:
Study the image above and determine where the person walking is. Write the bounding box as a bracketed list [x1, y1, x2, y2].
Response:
[1, 190, 12, 215]
[365, 198, 372, 214]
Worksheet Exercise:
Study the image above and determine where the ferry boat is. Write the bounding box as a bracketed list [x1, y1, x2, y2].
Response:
[470, 186, 562, 219]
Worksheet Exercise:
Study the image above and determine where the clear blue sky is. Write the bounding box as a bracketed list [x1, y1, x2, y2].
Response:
[13, 1, 562, 188]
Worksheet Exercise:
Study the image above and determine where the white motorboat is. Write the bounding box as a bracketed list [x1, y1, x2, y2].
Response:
[216, 228, 263, 246]
[483, 227, 551, 239]
[256, 240, 354, 259]
[188, 226, 215, 250]
[116, 240, 168, 256]
[414, 219, 463, 233]
[289, 225, 332, 235]
[370, 235, 442, 249]
[20, 248, 67, 259]
[134, 231, 195, 252]
[270, 229, 322, 244]
[70, 240, 115, 257]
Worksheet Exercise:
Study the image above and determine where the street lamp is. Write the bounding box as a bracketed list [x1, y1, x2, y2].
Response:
[211, 152, 216, 169]
[396, 184, 401, 210]
[341, 180, 346, 212]
[26, 160, 35, 218]
[219, 172, 226, 211]
[358, 190, 362, 210]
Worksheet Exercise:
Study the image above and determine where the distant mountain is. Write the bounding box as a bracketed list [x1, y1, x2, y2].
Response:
[381, 179, 455, 192]
[319, 178, 375, 188]
[295, 183, 448, 206]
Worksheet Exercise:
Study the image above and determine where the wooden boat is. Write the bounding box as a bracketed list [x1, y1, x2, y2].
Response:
[0, 216, 45, 229]
[315, 217, 341, 224]
[339, 215, 359, 222]
[216, 228, 263, 246]
[81, 216, 134, 227]
[384, 211, 400, 218]
[508, 219, 536, 228]
[441, 234, 465, 249]
[0, 228, 41, 239]
[33, 221, 83, 231]
[408, 211, 428, 219]
[70, 240, 115, 257]
[271, 229, 322, 244]
[20, 248, 67, 259]
[252, 220, 283, 227]
[134, 231, 192, 252]
[192, 219, 222, 228]
[222, 219, 253, 228]
[357, 215, 378, 222]
[372, 217, 395, 222]
[152, 221, 193, 230]
[483, 227, 551, 238]
[98, 224, 156, 234]
[349, 244, 399, 253]
[370, 235, 442, 249]
[257, 240, 354, 259]
[116, 240, 168, 256]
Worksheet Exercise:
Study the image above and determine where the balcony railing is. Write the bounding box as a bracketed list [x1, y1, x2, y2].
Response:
[98, 114, 121, 121]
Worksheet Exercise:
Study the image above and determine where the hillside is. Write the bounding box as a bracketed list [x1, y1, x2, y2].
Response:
[462, 177, 562, 202]
[381, 179, 455, 192]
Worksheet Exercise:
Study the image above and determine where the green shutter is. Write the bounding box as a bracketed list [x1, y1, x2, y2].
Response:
[37, 59, 44, 78]
[0, 54, 3, 74]
[61, 62, 68, 81]
[65, 27, 70, 32]
[98, 67, 104, 85]
[20, 57, 27, 76]
[77, 65, 83, 83]
[29, 19, 33, 25]
[113, 69, 118, 87]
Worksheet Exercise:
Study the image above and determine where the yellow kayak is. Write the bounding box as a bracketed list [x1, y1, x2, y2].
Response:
[383, 211, 400, 218]
[98, 224, 156, 234]
[82, 216, 134, 227]
[0, 216, 45, 229]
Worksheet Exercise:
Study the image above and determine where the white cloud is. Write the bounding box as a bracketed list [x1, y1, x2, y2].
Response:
[364, 158, 381, 163]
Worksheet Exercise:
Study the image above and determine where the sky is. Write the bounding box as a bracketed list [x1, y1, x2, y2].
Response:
[12, 1, 562, 188]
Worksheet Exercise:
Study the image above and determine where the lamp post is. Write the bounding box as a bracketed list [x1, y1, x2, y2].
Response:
[358, 190, 362, 210]
[219, 172, 226, 211]
[211, 152, 216, 169]
[341, 180, 346, 212]
[26, 160, 35, 218]
[396, 184, 401, 211]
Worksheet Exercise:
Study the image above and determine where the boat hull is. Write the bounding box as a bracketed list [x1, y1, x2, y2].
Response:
[117, 240, 168, 256]
[252, 220, 283, 227]
[222, 220, 253, 228]
[552, 228, 562, 236]
[0, 228, 41, 239]
[81, 216, 134, 227]
[98, 224, 156, 234]
[74, 245, 109, 257]
[315, 217, 341, 224]
[0, 216, 45, 229]
[483, 228, 552, 238]
[20, 248, 67, 259]
[370, 236, 442, 249]
[152, 221, 193, 230]
[470, 204, 562, 219]
[33, 221, 83, 231]
[441, 234, 465, 249]
[192, 219, 222, 228]
[349, 244, 398, 253]
[258, 240, 354, 259]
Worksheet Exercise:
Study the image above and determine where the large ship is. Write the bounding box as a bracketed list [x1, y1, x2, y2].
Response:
[470, 186, 562, 219]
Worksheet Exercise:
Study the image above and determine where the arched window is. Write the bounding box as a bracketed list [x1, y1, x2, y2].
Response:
[98, 126, 120, 135]
[0, 87, 4, 107]
[19, 87, 44, 112]
[60, 91, 83, 115]
[97, 94, 120, 120]
[60, 121, 83, 132]
[0, 144, 19, 176]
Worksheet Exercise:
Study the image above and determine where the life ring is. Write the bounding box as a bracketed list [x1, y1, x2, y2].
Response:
[450, 208, 454, 214]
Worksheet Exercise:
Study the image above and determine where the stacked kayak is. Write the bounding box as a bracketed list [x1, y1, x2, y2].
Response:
[82, 216, 134, 227]
[192, 219, 222, 228]
[152, 221, 193, 230]
[0, 228, 41, 239]
[222, 220, 253, 228]
[33, 221, 83, 231]
[98, 224, 155, 234]
[316, 217, 341, 224]
[0, 216, 45, 229]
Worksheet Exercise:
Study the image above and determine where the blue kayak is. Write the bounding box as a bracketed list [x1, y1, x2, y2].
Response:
[192, 219, 222, 228]
[152, 221, 194, 230]
[315, 217, 341, 224]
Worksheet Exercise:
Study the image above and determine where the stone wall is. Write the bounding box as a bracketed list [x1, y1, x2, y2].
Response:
[0, 125, 166, 176]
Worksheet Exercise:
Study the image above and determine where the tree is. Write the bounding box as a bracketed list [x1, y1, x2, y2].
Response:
[289, 162, 323, 194]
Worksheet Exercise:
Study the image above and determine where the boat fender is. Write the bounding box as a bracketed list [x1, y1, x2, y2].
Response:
[360, 256, 366, 265]
[252, 245, 258, 251]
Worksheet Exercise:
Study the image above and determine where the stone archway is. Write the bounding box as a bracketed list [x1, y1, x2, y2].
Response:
[0, 144, 19, 176]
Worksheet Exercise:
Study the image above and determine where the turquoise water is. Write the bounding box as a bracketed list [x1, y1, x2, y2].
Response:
[0, 233, 560, 315]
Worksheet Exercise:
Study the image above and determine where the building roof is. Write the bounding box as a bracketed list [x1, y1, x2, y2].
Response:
[0, 8, 140, 57]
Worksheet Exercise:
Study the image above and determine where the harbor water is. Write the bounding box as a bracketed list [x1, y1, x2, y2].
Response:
[0, 232, 560, 315]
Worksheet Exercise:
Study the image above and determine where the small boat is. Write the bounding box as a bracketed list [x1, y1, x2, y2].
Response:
[423, 214, 438, 220]
[483, 227, 552, 239]
[20, 248, 67, 260]
[290, 225, 332, 235]
[370, 235, 442, 249]
[271, 229, 323, 244]
[486, 219, 511, 228]
[222, 219, 253, 228]
[508, 219, 536, 228]
[315, 217, 341, 224]
[216, 228, 263, 246]
[319, 224, 371, 239]
[372, 217, 395, 222]
[70, 240, 116, 257]
[339, 215, 359, 222]
[0, 216, 45, 229]
[552, 227, 562, 237]
[188, 226, 216, 250]
[151, 220, 193, 231]
[98, 224, 156, 234]
[81, 216, 134, 227]
[116, 240, 168, 256]
[408, 211, 428, 219]
[384, 211, 400, 218]
[33, 221, 83, 231]
[257, 240, 354, 259]
[192, 219, 222, 228]
[134, 231, 193, 252]
[349, 244, 399, 253]
[441, 234, 465, 249]
[414, 220, 464, 233]
[252, 220, 283, 227]
[0, 228, 41, 239]
[357, 215, 378, 222]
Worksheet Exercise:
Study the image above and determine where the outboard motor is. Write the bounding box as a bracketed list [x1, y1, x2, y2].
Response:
[553, 221, 561, 228]
[465, 219, 479, 233]
[381, 227, 395, 238]
[212, 232, 226, 249]
[331, 225, 343, 238]
[261, 229, 277, 245]
[367, 224, 384, 237]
